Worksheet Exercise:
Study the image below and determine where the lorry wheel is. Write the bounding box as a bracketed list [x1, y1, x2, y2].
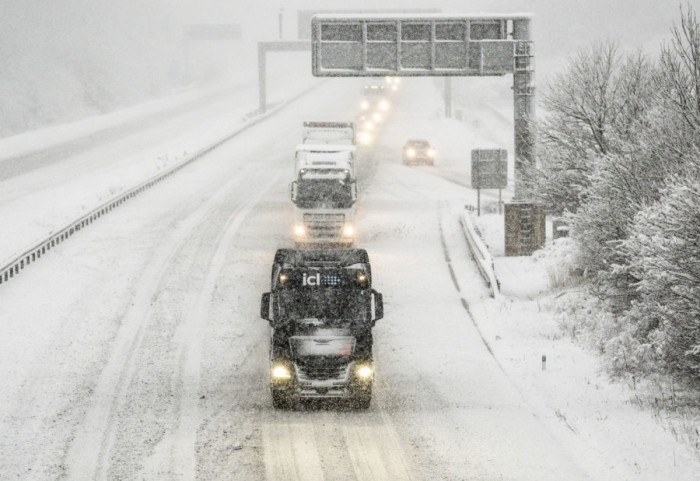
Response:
[271, 390, 289, 409]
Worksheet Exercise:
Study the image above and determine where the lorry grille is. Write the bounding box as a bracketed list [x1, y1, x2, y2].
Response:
[303, 213, 345, 238]
[296, 364, 349, 382]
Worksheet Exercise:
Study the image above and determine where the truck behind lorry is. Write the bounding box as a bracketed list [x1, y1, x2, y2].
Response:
[260, 249, 383, 409]
[291, 143, 358, 245]
[302, 121, 355, 145]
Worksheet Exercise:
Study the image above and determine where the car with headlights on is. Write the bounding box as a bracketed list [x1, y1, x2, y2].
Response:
[402, 139, 435, 166]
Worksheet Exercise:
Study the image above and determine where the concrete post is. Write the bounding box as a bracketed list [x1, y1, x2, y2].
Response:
[444, 77, 452, 118]
[258, 43, 267, 113]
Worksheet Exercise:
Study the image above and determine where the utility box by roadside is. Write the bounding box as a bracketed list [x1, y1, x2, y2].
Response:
[505, 202, 545, 256]
[552, 218, 570, 240]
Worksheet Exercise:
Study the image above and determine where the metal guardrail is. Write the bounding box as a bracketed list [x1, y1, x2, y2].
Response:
[0, 83, 320, 286]
[459, 206, 500, 298]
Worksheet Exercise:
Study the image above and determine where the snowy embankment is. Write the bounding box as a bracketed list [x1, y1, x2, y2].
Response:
[469, 211, 700, 478]
[0, 54, 320, 268]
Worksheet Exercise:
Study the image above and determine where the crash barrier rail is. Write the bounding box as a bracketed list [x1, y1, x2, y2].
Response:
[0, 83, 321, 287]
[460, 206, 500, 298]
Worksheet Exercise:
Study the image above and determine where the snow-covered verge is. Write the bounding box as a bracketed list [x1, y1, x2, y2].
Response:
[378, 75, 700, 478]
[471, 211, 700, 473]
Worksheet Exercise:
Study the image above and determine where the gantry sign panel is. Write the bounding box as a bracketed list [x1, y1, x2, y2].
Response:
[312, 14, 532, 77]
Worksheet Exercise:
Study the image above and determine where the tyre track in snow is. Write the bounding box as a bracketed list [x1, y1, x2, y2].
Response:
[261, 408, 412, 481]
[167, 172, 280, 479]
[63, 160, 271, 480]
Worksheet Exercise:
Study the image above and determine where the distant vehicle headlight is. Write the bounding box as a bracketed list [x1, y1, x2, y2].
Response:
[358, 131, 372, 145]
[364, 121, 374, 130]
[372, 112, 382, 122]
[379, 100, 389, 111]
[342, 225, 354, 237]
[272, 364, 292, 380]
[361, 100, 369, 110]
[406, 148, 416, 157]
[391, 84, 398, 91]
[356, 364, 373, 379]
[427, 149, 435, 157]
[293, 224, 306, 237]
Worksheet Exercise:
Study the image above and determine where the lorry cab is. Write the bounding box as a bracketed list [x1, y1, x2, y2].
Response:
[261, 249, 383, 409]
[291, 145, 358, 246]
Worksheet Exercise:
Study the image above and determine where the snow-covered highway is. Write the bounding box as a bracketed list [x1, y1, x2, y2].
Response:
[0, 66, 698, 481]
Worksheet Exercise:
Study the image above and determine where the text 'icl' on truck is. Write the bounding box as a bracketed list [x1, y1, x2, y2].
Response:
[260, 249, 383, 409]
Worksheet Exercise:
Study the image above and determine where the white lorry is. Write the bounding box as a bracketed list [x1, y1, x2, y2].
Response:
[291, 122, 357, 246]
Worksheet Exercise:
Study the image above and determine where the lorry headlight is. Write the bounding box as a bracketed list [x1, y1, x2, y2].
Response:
[406, 148, 415, 157]
[342, 225, 354, 237]
[361, 100, 369, 110]
[379, 100, 389, 111]
[272, 365, 292, 380]
[358, 132, 372, 145]
[427, 149, 435, 158]
[293, 224, 306, 237]
[356, 365, 373, 379]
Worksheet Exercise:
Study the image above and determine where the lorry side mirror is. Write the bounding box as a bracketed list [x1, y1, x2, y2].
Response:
[261, 293, 273, 323]
[372, 290, 383, 322]
[290, 181, 298, 203]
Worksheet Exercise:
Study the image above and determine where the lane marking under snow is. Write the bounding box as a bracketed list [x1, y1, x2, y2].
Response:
[63, 162, 261, 480]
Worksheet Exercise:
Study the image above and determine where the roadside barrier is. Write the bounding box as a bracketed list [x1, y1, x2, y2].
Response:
[459, 206, 500, 298]
[0, 83, 321, 286]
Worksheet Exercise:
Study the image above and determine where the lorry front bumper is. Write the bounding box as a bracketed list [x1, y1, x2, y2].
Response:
[270, 362, 372, 399]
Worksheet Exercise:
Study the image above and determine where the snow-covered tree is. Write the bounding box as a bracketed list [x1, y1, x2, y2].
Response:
[616, 171, 700, 383]
[525, 42, 656, 215]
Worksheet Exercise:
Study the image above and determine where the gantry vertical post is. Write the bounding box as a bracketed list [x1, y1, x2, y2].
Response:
[258, 43, 267, 113]
[512, 18, 535, 201]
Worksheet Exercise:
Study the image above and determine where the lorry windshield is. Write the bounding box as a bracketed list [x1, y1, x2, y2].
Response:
[278, 290, 368, 323]
[295, 178, 354, 209]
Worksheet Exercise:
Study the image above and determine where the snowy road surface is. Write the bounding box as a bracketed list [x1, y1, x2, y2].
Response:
[0, 71, 697, 480]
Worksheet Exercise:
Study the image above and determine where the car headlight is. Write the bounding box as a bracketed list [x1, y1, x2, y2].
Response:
[272, 364, 292, 380]
[342, 225, 354, 237]
[406, 148, 415, 157]
[293, 224, 306, 237]
[356, 364, 373, 379]
[427, 149, 435, 157]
